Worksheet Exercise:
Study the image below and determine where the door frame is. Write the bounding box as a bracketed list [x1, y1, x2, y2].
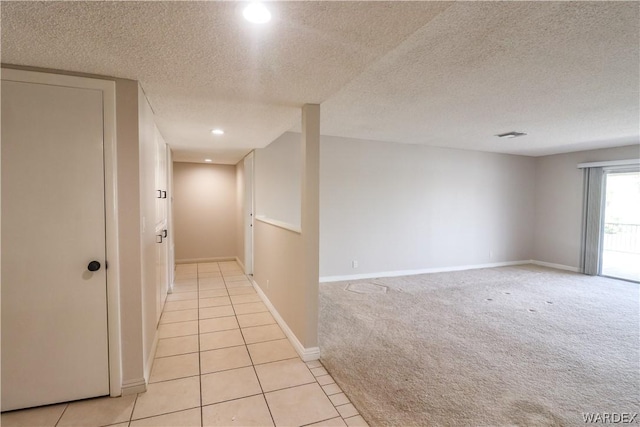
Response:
[599, 165, 640, 281]
[167, 147, 175, 292]
[579, 158, 640, 277]
[244, 151, 255, 275]
[2, 68, 123, 397]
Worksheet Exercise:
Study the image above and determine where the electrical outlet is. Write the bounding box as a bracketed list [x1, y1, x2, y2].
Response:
[352, 260, 358, 268]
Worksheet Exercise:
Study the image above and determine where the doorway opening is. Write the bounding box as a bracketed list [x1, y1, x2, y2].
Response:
[601, 170, 640, 282]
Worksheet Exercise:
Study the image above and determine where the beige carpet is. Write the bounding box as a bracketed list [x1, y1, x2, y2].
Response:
[319, 265, 639, 426]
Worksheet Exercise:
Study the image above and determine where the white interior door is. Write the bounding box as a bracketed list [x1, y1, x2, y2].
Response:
[167, 149, 175, 291]
[155, 127, 169, 319]
[1, 79, 110, 411]
[154, 126, 170, 323]
[244, 152, 255, 274]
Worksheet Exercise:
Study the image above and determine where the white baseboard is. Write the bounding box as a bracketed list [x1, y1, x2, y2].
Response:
[530, 260, 580, 272]
[319, 260, 531, 283]
[250, 278, 320, 362]
[121, 378, 146, 395]
[176, 256, 236, 264]
[236, 256, 246, 273]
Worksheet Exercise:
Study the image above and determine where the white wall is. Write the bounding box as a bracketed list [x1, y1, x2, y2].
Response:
[254, 132, 301, 229]
[533, 144, 640, 269]
[173, 162, 237, 262]
[320, 135, 537, 278]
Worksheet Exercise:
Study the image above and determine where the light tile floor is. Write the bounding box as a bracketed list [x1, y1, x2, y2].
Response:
[1, 261, 369, 427]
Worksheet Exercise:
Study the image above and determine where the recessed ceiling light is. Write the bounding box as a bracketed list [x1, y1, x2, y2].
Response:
[211, 129, 224, 135]
[243, 2, 271, 24]
[204, 159, 213, 162]
[496, 131, 527, 139]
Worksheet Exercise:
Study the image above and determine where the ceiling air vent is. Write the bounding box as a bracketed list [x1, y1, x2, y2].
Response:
[496, 131, 527, 138]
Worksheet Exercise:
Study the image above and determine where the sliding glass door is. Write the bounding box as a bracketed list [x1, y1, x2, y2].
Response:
[600, 170, 640, 282]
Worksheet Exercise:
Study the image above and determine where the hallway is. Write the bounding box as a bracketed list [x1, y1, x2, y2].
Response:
[1, 261, 367, 427]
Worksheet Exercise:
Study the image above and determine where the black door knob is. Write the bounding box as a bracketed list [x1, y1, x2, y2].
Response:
[87, 261, 101, 272]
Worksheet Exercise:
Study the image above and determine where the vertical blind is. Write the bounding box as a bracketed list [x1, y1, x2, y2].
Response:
[582, 167, 604, 275]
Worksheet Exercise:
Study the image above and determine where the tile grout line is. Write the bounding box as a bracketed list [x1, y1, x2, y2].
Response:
[158, 306, 198, 313]
[151, 263, 333, 426]
[52, 403, 69, 427]
[157, 332, 199, 340]
[201, 392, 264, 411]
[261, 379, 318, 394]
[146, 373, 202, 386]
[197, 263, 204, 427]
[127, 393, 140, 425]
[239, 336, 290, 347]
[175, 287, 254, 410]
[150, 364, 322, 394]
[300, 415, 345, 427]
[159, 318, 199, 326]
[232, 300, 268, 306]
[315, 373, 349, 420]
[198, 262, 231, 421]
[314, 361, 366, 424]
[227, 271, 278, 427]
[252, 355, 300, 367]
[128, 405, 201, 425]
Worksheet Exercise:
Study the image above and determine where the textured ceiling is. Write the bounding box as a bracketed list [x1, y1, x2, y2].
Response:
[2, 1, 638, 163]
[316, 1, 640, 156]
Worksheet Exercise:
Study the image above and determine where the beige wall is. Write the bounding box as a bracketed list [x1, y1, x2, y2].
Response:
[533, 144, 640, 269]
[300, 105, 320, 348]
[254, 132, 301, 228]
[173, 162, 237, 261]
[253, 106, 320, 352]
[253, 221, 307, 341]
[319, 135, 537, 278]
